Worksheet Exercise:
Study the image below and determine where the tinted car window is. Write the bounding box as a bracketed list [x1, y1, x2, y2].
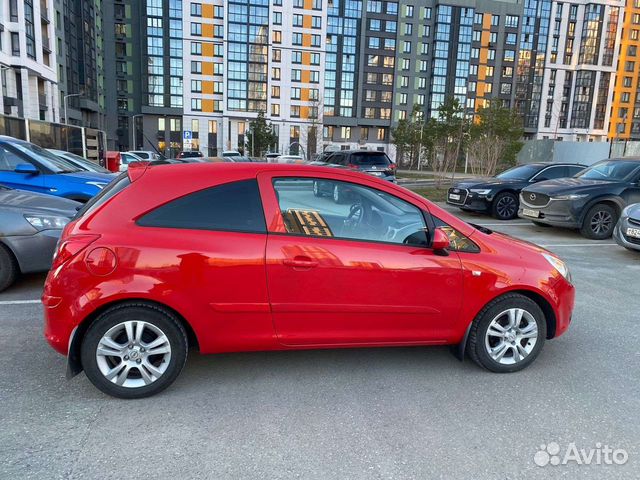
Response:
[273, 178, 428, 246]
[0, 145, 26, 171]
[11, 142, 82, 172]
[577, 160, 640, 181]
[76, 173, 130, 219]
[349, 152, 391, 166]
[138, 179, 266, 233]
[568, 165, 586, 176]
[496, 164, 542, 180]
[535, 166, 568, 180]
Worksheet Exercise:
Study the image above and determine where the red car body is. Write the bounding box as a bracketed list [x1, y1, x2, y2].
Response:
[44, 163, 574, 371]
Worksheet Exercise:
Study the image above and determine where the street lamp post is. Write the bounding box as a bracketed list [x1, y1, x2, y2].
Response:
[130, 114, 143, 150]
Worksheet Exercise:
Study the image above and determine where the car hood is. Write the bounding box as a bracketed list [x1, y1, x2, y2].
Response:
[453, 177, 523, 189]
[624, 202, 640, 220]
[59, 171, 117, 184]
[522, 177, 620, 195]
[0, 188, 80, 216]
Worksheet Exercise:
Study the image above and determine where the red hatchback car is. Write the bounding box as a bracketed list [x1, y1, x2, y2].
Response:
[43, 163, 575, 398]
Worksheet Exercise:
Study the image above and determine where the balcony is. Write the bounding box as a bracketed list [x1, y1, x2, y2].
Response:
[40, 1, 50, 23]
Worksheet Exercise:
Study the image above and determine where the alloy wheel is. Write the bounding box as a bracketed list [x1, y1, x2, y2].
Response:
[590, 210, 613, 236]
[484, 308, 539, 365]
[496, 196, 517, 219]
[95, 320, 172, 388]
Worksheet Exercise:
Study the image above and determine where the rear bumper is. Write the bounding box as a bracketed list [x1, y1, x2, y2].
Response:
[1, 229, 62, 273]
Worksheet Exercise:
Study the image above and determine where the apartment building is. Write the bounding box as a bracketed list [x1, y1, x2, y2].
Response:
[54, 0, 106, 129]
[0, 0, 58, 122]
[609, 0, 640, 140]
[519, 0, 623, 141]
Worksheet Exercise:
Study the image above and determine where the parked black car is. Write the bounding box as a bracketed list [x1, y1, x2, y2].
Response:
[613, 203, 640, 251]
[311, 150, 397, 203]
[447, 163, 586, 220]
[519, 158, 640, 239]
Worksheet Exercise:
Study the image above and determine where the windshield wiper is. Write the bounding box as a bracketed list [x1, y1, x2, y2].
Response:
[56, 169, 81, 174]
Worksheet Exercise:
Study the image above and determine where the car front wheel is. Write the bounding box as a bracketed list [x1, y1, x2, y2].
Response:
[492, 192, 519, 220]
[0, 244, 18, 293]
[467, 293, 546, 373]
[580, 203, 617, 240]
[81, 304, 188, 399]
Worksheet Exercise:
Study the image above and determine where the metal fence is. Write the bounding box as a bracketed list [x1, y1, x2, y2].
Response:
[0, 114, 106, 165]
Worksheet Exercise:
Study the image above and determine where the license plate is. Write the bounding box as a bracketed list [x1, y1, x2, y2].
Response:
[449, 193, 461, 201]
[522, 208, 540, 218]
[626, 227, 640, 238]
[369, 171, 383, 176]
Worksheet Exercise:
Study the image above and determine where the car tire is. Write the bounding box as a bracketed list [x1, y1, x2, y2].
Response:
[313, 181, 322, 197]
[532, 221, 551, 228]
[580, 203, 618, 240]
[81, 304, 188, 399]
[467, 293, 547, 373]
[332, 184, 344, 204]
[0, 243, 18, 293]
[491, 192, 519, 220]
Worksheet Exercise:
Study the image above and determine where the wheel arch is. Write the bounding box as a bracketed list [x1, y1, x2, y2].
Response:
[0, 239, 21, 272]
[577, 196, 624, 225]
[66, 298, 200, 378]
[456, 288, 558, 360]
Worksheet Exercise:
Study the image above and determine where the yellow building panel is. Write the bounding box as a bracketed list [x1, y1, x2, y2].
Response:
[303, 15, 312, 29]
[303, 34, 311, 47]
[202, 4, 214, 18]
[202, 81, 214, 95]
[304, 0, 313, 9]
[202, 99, 214, 112]
[301, 88, 309, 101]
[202, 24, 214, 38]
[202, 43, 214, 57]
[202, 62, 214, 76]
[483, 14, 492, 30]
[302, 52, 311, 65]
[301, 70, 310, 83]
[300, 106, 309, 119]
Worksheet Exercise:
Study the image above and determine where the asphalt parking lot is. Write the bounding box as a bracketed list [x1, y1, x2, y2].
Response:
[1, 202, 638, 479]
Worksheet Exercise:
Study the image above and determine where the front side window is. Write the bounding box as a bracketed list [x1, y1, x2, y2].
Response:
[273, 178, 429, 247]
[0, 145, 27, 171]
[138, 180, 266, 233]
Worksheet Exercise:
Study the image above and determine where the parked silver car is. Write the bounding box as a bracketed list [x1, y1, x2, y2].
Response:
[613, 203, 640, 252]
[0, 185, 79, 291]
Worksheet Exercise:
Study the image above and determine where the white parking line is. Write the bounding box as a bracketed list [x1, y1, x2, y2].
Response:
[539, 243, 618, 248]
[0, 300, 41, 305]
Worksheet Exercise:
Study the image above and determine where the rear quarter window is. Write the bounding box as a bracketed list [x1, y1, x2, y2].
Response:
[136, 179, 266, 233]
[350, 153, 391, 166]
[75, 173, 130, 219]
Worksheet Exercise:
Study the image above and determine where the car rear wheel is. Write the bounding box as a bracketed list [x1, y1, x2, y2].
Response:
[333, 184, 344, 204]
[81, 304, 188, 399]
[491, 192, 519, 220]
[580, 204, 618, 240]
[313, 181, 322, 197]
[0, 244, 18, 293]
[467, 293, 546, 373]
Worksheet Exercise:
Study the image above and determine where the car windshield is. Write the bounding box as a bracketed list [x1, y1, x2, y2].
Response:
[13, 142, 82, 173]
[576, 160, 640, 181]
[496, 164, 542, 180]
[60, 152, 110, 173]
[351, 152, 390, 166]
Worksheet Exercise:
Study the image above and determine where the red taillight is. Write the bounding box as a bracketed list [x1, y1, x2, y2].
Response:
[347, 163, 359, 170]
[52, 234, 101, 269]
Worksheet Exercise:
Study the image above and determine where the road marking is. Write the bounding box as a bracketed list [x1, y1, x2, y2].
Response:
[476, 223, 533, 226]
[0, 300, 41, 305]
[539, 243, 618, 248]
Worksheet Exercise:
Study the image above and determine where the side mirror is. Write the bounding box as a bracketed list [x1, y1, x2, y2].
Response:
[432, 228, 450, 255]
[14, 163, 39, 175]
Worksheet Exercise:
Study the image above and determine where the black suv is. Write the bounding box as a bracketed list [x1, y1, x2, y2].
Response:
[519, 158, 640, 239]
[447, 163, 586, 220]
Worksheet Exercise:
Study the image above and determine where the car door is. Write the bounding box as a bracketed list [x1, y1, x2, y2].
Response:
[0, 144, 45, 192]
[258, 172, 464, 346]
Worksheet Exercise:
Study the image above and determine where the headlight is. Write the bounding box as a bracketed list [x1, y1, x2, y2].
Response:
[86, 181, 108, 190]
[551, 193, 588, 201]
[621, 205, 632, 219]
[24, 215, 70, 231]
[470, 189, 492, 195]
[542, 253, 571, 283]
